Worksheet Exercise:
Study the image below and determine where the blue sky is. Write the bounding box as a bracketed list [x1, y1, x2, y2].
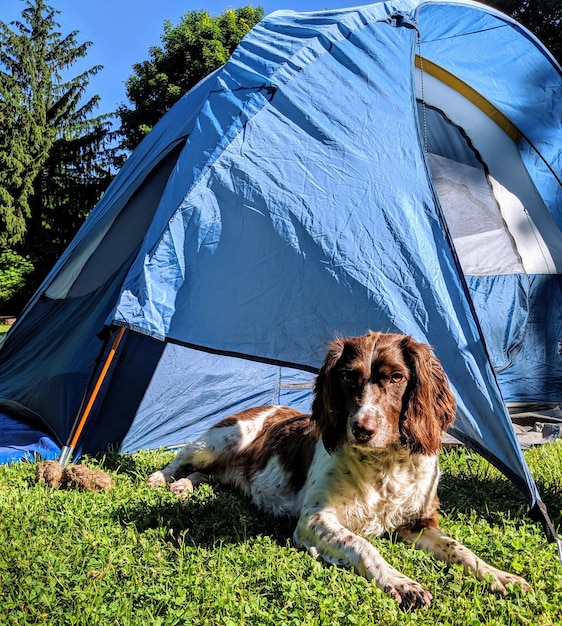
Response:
[2, 0, 355, 117]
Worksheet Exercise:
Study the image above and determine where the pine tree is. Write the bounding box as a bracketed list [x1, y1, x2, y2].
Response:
[0, 0, 114, 248]
[0, 0, 119, 311]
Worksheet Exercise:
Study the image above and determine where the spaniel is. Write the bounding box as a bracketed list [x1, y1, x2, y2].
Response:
[147, 331, 531, 608]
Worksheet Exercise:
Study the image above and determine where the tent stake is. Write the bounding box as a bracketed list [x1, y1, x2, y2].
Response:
[59, 326, 126, 467]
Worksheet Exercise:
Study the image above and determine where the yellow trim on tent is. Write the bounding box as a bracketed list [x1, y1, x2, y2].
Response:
[415, 56, 523, 143]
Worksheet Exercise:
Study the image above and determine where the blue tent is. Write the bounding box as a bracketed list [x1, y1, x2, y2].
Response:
[0, 0, 560, 541]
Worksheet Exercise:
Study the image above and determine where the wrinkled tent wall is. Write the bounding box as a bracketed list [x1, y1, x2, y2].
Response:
[0, 72, 221, 453]
[109, 0, 549, 511]
[120, 343, 315, 453]
[415, 2, 562, 402]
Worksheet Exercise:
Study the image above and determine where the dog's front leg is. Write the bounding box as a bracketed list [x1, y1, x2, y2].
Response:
[147, 445, 194, 488]
[294, 512, 433, 609]
[147, 443, 213, 497]
[399, 526, 532, 595]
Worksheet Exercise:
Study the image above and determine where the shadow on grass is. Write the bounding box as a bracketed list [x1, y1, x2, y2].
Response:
[438, 470, 562, 533]
[106, 447, 561, 550]
[93, 449, 287, 548]
[113, 483, 296, 550]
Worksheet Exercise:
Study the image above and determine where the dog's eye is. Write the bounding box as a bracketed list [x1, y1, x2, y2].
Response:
[341, 371, 356, 385]
[390, 372, 404, 383]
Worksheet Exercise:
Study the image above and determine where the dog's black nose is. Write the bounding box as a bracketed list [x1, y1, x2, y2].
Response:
[352, 422, 376, 443]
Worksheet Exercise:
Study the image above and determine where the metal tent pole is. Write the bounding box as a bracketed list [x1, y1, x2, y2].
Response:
[59, 326, 126, 467]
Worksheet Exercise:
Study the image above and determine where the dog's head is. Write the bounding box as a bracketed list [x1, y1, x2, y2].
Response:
[311, 331, 456, 455]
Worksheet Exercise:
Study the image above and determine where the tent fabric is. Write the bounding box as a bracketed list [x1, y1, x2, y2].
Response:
[0, 402, 61, 464]
[24, 68, 222, 307]
[415, 2, 562, 226]
[0, 265, 133, 448]
[0, 411, 60, 464]
[0, 0, 560, 539]
[418, 66, 562, 276]
[120, 341, 316, 453]
[470, 274, 562, 401]
[107, 0, 560, 509]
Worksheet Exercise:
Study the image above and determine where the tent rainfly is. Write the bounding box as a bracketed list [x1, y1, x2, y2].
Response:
[0, 0, 560, 552]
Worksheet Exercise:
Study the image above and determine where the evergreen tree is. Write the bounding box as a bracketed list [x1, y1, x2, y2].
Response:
[118, 6, 264, 151]
[0, 0, 119, 245]
[0, 0, 118, 311]
[27, 117, 118, 282]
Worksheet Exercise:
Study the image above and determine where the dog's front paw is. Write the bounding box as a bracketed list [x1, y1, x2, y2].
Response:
[384, 575, 433, 609]
[169, 477, 196, 498]
[487, 569, 533, 596]
[147, 470, 167, 488]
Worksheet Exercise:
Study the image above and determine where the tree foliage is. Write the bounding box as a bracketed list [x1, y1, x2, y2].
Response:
[24, 122, 118, 293]
[0, 0, 119, 311]
[485, 0, 561, 63]
[117, 6, 264, 151]
[0, 249, 33, 303]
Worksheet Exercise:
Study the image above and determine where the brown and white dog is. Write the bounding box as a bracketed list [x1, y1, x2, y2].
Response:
[147, 331, 531, 608]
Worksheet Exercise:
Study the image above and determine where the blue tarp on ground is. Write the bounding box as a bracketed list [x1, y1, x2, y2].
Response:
[0, 412, 60, 464]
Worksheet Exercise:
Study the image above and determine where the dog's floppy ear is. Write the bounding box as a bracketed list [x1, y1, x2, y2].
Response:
[399, 336, 456, 455]
[311, 337, 348, 454]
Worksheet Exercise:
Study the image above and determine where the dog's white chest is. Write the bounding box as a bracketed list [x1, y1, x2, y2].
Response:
[303, 447, 440, 536]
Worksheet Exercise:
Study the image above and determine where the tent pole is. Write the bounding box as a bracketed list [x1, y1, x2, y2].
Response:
[59, 326, 126, 467]
[62, 330, 114, 455]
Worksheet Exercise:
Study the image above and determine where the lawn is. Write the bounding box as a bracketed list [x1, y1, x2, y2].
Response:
[0, 443, 561, 625]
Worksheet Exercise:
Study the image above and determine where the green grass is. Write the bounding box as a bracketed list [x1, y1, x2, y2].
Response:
[1, 444, 561, 625]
